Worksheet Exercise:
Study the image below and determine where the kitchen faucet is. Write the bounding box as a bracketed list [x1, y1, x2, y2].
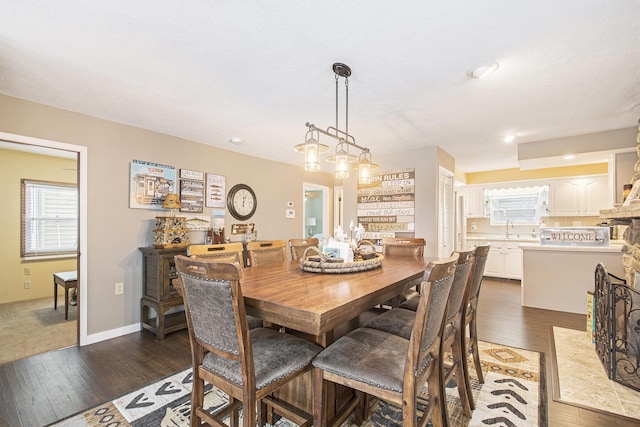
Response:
[505, 219, 514, 239]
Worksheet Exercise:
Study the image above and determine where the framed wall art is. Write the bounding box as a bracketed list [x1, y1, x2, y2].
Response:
[206, 173, 226, 208]
[129, 160, 177, 210]
[179, 179, 204, 213]
[180, 168, 204, 181]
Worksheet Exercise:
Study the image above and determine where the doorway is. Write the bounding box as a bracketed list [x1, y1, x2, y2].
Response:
[302, 183, 330, 240]
[0, 132, 88, 359]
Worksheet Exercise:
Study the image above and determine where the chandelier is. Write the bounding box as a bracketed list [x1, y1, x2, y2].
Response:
[295, 63, 377, 184]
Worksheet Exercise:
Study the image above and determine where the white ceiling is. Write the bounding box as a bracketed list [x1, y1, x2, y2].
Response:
[1, 1, 639, 173]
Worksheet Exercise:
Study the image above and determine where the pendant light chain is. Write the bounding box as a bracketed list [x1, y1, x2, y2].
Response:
[300, 63, 377, 182]
[345, 77, 349, 140]
[335, 73, 339, 138]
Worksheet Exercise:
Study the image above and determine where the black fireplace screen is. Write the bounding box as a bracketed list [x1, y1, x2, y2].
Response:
[594, 263, 640, 392]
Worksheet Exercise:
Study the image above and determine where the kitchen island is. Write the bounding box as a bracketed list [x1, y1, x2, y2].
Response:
[520, 242, 624, 314]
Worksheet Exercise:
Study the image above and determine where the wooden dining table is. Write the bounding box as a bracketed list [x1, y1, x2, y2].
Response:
[239, 255, 430, 347]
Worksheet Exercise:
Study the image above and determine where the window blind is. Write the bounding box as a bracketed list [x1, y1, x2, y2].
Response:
[21, 179, 78, 258]
[438, 171, 453, 258]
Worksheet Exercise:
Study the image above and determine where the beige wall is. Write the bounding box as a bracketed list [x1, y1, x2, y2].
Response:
[0, 94, 335, 337]
[0, 149, 77, 303]
[343, 145, 452, 258]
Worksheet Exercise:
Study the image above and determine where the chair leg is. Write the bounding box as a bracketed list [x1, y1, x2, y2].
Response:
[243, 395, 256, 427]
[354, 391, 366, 425]
[470, 317, 484, 383]
[427, 369, 446, 427]
[451, 337, 472, 417]
[313, 368, 326, 427]
[258, 399, 268, 426]
[402, 390, 417, 427]
[230, 396, 239, 427]
[190, 375, 205, 427]
[460, 336, 476, 410]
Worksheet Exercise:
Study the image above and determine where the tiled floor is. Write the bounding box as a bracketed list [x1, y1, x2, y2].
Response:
[553, 326, 640, 420]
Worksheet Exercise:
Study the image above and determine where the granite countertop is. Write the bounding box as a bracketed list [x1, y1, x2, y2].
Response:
[466, 235, 540, 242]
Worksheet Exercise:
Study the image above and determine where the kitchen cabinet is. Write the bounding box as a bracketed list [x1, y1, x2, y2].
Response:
[549, 175, 609, 216]
[466, 185, 487, 218]
[484, 239, 523, 280]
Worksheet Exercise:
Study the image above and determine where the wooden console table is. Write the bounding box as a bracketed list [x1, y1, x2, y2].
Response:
[139, 246, 188, 340]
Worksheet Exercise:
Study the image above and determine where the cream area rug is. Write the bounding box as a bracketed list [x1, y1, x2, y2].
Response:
[551, 326, 640, 420]
[0, 296, 77, 364]
[51, 341, 545, 426]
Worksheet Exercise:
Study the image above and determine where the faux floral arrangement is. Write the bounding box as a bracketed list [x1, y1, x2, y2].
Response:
[322, 220, 373, 262]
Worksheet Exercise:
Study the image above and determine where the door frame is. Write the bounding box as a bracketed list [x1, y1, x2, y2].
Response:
[0, 131, 88, 345]
[302, 182, 330, 239]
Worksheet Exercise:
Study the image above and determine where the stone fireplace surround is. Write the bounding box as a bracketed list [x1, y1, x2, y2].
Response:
[597, 207, 640, 392]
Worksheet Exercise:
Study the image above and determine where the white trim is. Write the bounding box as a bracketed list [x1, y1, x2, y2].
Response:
[0, 131, 89, 346]
[84, 323, 142, 345]
[303, 182, 330, 239]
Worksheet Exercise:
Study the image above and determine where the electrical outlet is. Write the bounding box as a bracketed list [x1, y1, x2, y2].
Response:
[24, 267, 31, 275]
[24, 280, 31, 289]
[115, 282, 124, 295]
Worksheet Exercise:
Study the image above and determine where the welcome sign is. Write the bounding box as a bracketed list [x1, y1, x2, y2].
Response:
[540, 227, 609, 246]
[548, 230, 597, 242]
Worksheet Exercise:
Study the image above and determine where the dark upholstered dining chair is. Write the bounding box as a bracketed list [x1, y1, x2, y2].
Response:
[379, 237, 427, 308]
[288, 237, 319, 261]
[174, 255, 322, 427]
[312, 254, 458, 427]
[246, 240, 287, 266]
[187, 243, 262, 330]
[366, 249, 476, 421]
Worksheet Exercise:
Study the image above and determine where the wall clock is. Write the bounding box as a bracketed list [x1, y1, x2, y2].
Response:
[227, 183, 257, 221]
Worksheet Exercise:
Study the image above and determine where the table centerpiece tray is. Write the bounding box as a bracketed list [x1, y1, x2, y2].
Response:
[300, 243, 383, 273]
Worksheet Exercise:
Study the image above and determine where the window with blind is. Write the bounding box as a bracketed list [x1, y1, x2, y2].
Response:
[21, 179, 78, 258]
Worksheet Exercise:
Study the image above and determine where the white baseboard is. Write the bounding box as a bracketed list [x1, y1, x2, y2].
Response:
[81, 323, 142, 346]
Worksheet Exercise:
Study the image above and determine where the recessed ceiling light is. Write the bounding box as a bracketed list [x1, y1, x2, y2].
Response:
[230, 137, 242, 145]
[466, 61, 500, 79]
[563, 155, 575, 160]
[503, 134, 515, 143]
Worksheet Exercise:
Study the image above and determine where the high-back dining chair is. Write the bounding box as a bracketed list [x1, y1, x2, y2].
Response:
[365, 249, 476, 421]
[312, 254, 458, 427]
[187, 243, 262, 330]
[174, 255, 322, 427]
[246, 240, 287, 266]
[461, 243, 490, 409]
[288, 237, 319, 261]
[188, 243, 245, 265]
[382, 237, 426, 257]
[381, 237, 426, 307]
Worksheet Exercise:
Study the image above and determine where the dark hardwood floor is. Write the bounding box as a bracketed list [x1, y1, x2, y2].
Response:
[1, 278, 637, 426]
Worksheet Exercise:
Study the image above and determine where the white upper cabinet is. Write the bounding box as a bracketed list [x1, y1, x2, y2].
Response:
[466, 185, 487, 218]
[549, 175, 610, 216]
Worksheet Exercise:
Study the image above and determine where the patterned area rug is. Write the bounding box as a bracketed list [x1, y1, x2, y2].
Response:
[51, 341, 545, 426]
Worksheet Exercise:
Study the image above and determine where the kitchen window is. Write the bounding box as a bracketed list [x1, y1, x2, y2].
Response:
[21, 179, 78, 258]
[487, 185, 549, 226]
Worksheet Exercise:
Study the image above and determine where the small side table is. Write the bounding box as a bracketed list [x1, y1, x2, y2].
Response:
[53, 271, 77, 320]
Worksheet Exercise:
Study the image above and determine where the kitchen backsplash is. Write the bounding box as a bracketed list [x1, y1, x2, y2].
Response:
[466, 216, 602, 237]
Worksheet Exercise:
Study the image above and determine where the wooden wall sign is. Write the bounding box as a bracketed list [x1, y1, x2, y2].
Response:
[357, 168, 415, 249]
